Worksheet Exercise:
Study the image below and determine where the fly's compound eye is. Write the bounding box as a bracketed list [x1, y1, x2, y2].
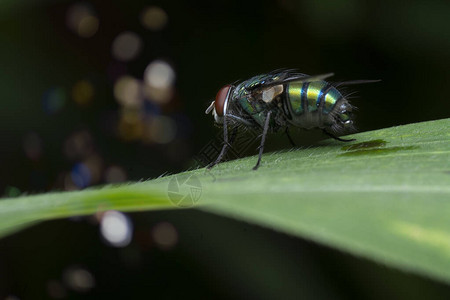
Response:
[214, 85, 231, 116]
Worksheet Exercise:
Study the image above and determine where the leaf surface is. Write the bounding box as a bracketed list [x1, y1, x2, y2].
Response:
[1, 118, 449, 282]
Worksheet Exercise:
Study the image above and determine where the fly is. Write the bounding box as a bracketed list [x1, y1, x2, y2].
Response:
[205, 69, 379, 170]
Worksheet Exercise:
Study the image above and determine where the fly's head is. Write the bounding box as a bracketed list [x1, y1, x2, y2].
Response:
[205, 84, 233, 125]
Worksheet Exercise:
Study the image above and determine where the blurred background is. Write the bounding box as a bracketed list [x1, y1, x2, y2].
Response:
[0, 0, 449, 298]
[1, 0, 449, 194]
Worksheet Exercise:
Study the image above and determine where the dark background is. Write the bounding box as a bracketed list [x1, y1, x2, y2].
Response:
[0, 0, 449, 298]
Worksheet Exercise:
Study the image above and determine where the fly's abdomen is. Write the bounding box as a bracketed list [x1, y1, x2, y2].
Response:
[285, 80, 344, 128]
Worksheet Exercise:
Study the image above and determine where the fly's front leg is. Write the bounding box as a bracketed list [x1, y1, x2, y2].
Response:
[228, 126, 238, 144]
[207, 117, 228, 169]
[207, 116, 238, 170]
[253, 111, 272, 170]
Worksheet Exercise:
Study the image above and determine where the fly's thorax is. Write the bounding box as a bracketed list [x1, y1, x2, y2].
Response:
[232, 83, 285, 128]
[235, 96, 269, 127]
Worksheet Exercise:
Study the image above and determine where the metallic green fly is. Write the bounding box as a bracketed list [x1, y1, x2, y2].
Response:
[205, 69, 379, 170]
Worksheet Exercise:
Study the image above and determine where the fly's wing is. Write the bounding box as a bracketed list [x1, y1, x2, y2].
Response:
[243, 70, 334, 103]
[263, 72, 335, 88]
[334, 79, 381, 87]
[245, 70, 335, 93]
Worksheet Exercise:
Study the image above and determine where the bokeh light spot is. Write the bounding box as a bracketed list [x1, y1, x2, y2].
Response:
[47, 279, 67, 299]
[151, 221, 178, 250]
[72, 80, 94, 106]
[63, 266, 95, 292]
[118, 108, 144, 141]
[4, 186, 21, 197]
[64, 130, 94, 161]
[144, 60, 175, 89]
[77, 15, 99, 38]
[66, 3, 99, 38]
[42, 87, 67, 114]
[112, 31, 143, 62]
[118, 114, 144, 141]
[113, 76, 143, 108]
[143, 84, 173, 104]
[100, 210, 133, 247]
[104, 165, 127, 183]
[143, 60, 175, 104]
[140, 6, 168, 31]
[146, 116, 177, 144]
[84, 155, 103, 184]
[23, 131, 43, 161]
[70, 163, 91, 188]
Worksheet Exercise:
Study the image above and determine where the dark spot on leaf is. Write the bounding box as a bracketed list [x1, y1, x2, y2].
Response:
[339, 146, 418, 156]
[340, 139, 419, 156]
[341, 139, 387, 151]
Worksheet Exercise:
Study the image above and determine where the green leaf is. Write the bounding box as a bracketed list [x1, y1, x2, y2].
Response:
[1, 118, 449, 283]
[0, 187, 173, 238]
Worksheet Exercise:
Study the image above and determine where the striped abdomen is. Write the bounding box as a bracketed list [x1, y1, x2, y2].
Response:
[285, 80, 349, 129]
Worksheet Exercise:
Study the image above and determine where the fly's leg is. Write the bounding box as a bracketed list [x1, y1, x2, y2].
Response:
[228, 126, 238, 144]
[207, 117, 238, 170]
[253, 111, 272, 170]
[207, 114, 229, 170]
[285, 127, 296, 147]
[323, 129, 356, 142]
